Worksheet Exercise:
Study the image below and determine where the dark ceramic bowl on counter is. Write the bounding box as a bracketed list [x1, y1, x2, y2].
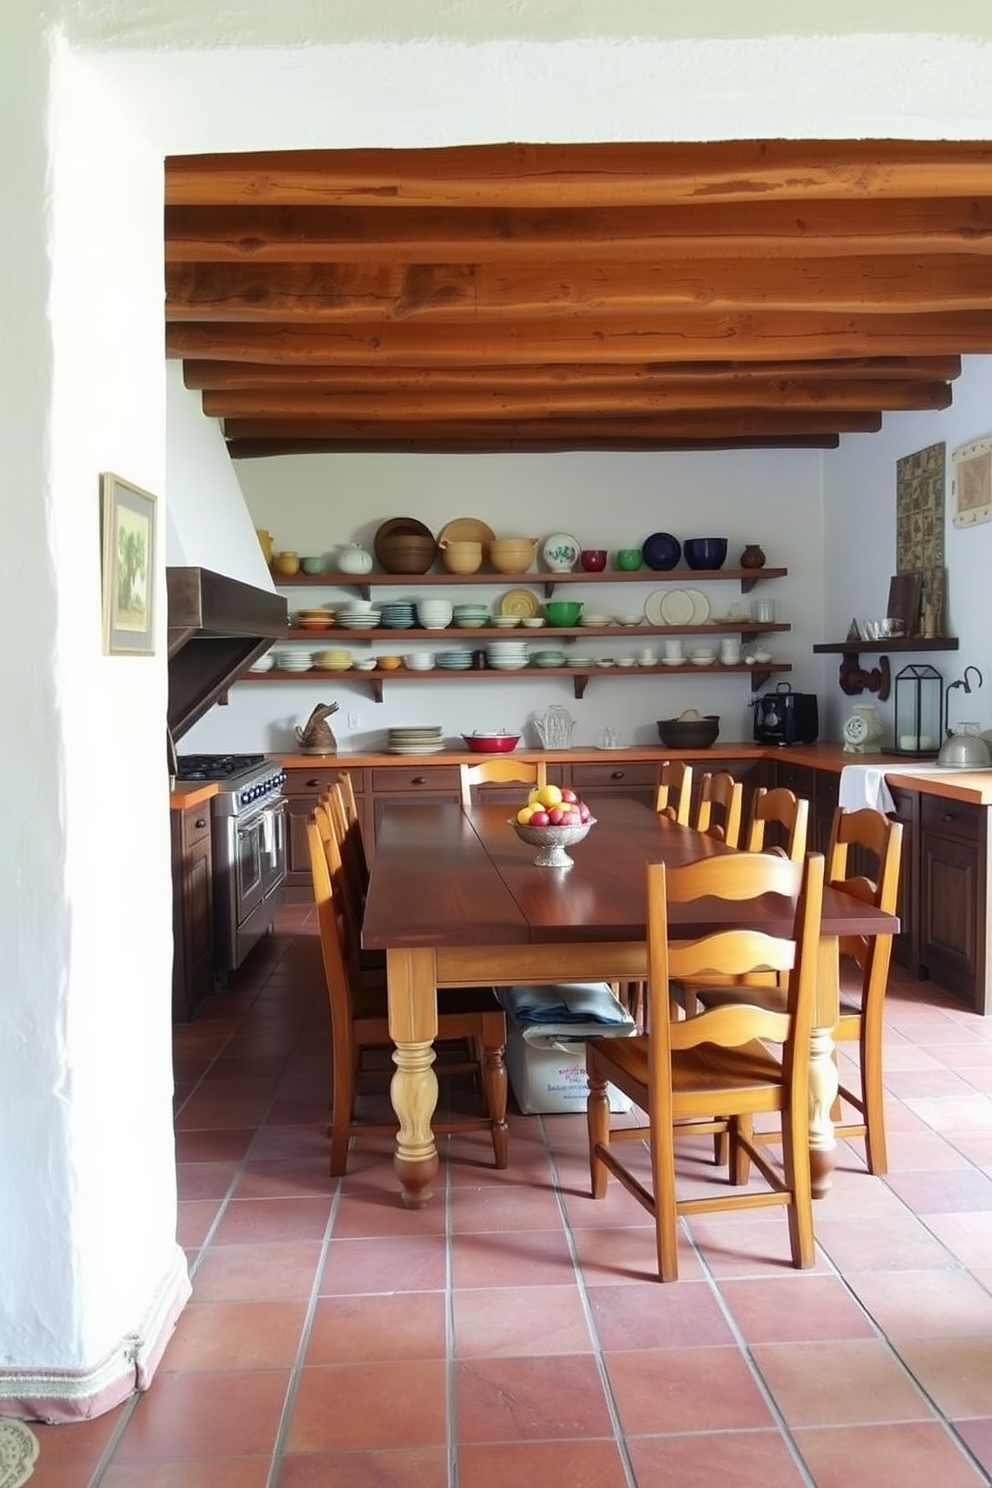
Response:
[657, 714, 720, 749]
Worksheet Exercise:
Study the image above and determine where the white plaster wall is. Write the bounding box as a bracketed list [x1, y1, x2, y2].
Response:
[822, 356, 992, 744]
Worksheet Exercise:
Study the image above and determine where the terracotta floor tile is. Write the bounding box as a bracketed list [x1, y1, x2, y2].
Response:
[161, 1299, 308, 1371]
[319, 1234, 448, 1295]
[681, 1214, 833, 1279]
[330, 1185, 448, 1239]
[449, 1181, 565, 1233]
[902, 1094, 992, 1132]
[455, 1355, 613, 1442]
[813, 1210, 959, 1272]
[285, 1361, 447, 1451]
[792, 1422, 990, 1488]
[586, 1279, 735, 1351]
[24, 1410, 127, 1486]
[457, 1437, 629, 1487]
[211, 1196, 333, 1245]
[177, 1199, 223, 1250]
[627, 1429, 810, 1487]
[232, 1159, 336, 1200]
[881, 1128, 973, 1171]
[953, 1418, 992, 1477]
[274, 1446, 449, 1487]
[846, 1268, 992, 1338]
[102, 1461, 271, 1487]
[113, 1370, 290, 1462]
[604, 1345, 774, 1434]
[718, 1273, 878, 1344]
[306, 1292, 447, 1364]
[920, 1211, 992, 1269]
[750, 1338, 936, 1426]
[451, 1227, 577, 1290]
[571, 1221, 705, 1284]
[453, 1284, 593, 1357]
[191, 1240, 324, 1301]
[176, 1160, 241, 1201]
[173, 1128, 256, 1163]
[884, 1168, 992, 1213]
[894, 1336, 992, 1418]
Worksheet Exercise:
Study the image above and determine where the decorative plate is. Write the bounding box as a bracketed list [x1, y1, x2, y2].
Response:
[641, 532, 682, 571]
[373, 515, 435, 565]
[498, 588, 542, 619]
[658, 589, 695, 626]
[644, 589, 677, 626]
[541, 533, 581, 571]
[438, 517, 497, 548]
[685, 588, 711, 625]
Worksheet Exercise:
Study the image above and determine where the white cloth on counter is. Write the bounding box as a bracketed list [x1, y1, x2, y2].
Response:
[838, 765, 896, 814]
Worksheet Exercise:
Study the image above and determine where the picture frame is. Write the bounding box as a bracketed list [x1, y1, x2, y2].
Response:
[951, 435, 992, 527]
[100, 472, 157, 655]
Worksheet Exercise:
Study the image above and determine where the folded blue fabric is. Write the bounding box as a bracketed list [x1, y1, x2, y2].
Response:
[496, 982, 627, 1025]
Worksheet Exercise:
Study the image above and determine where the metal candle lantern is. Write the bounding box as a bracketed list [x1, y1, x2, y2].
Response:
[889, 663, 943, 757]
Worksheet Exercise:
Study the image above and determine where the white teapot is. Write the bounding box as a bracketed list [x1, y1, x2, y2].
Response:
[337, 543, 374, 575]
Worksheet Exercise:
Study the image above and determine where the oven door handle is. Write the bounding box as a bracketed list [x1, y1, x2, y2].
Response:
[261, 805, 277, 861]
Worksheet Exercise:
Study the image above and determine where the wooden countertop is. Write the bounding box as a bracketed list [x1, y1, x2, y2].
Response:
[169, 781, 219, 811]
[278, 741, 992, 805]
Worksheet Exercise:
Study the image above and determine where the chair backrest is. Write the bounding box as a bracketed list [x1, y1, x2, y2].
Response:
[646, 852, 825, 1095]
[335, 770, 369, 893]
[459, 757, 548, 807]
[321, 779, 369, 915]
[313, 796, 365, 981]
[693, 771, 743, 848]
[655, 760, 693, 826]
[305, 812, 356, 1075]
[825, 806, 903, 972]
[745, 786, 810, 862]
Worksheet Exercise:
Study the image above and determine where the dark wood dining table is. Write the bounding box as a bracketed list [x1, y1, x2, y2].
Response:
[362, 797, 899, 1208]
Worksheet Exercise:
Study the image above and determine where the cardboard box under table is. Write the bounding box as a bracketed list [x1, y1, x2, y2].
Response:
[496, 983, 636, 1115]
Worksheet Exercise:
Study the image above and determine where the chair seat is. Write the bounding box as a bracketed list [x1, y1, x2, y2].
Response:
[591, 1031, 787, 1109]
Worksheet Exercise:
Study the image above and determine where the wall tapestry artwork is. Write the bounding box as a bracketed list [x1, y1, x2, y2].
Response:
[896, 441, 946, 636]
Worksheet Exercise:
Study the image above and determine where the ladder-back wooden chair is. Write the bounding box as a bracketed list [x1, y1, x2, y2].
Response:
[306, 813, 509, 1175]
[655, 760, 693, 826]
[693, 771, 743, 849]
[586, 851, 825, 1281]
[745, 786, 809, 862]
[459, 757, 547, 806]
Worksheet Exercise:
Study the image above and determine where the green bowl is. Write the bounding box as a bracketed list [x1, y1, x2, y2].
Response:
[301, 555, 326, 574]
[616, 548, 642, 571]
[544, 601, 583, 626]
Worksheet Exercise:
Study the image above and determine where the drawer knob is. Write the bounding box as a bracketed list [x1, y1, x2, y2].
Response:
[611, 770, 625, 781]
[306, 777, 322, 788]
[195, 818, 207, 829]
[412, 776, 427, 786]
[942, 812, 955, 823]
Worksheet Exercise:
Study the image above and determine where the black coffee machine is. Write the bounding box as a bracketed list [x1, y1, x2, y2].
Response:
[753, 683, 819, 746]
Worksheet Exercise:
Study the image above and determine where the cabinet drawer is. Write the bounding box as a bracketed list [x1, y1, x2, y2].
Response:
[774, 762, 816, 799]
[179, 806, 212, 851]
[371, 766, 461, 793]
[282, 765, 360, 797]
[571, 762, 659, 790]
[921, 794, 981, 843]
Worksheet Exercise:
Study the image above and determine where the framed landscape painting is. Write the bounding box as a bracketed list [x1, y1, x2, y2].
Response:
[100, 471, 157, 655]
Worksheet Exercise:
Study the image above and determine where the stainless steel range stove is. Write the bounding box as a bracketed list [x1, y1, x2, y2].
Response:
[176, 754, 288, 975]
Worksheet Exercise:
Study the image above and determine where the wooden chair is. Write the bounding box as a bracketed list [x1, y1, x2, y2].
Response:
[693, 771, 743, 848]
[459, 757, 547, 806]
[655, 760, 693, 826]
[825, 806, 903, 1174]
[586, 850, 825, 1281]
[306, 813, 509, 1175]
[745, 786, 809, 862]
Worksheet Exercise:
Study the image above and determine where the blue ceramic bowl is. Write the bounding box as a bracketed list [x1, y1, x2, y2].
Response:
[641, 532, 681, 571]
[683, 537, 728, 571]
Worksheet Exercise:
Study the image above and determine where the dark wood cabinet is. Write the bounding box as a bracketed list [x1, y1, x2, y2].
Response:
[569, 760, 657, 808]
[171, 802, 215, 1022]
[283, 765, 368, 894]
[887, 785, 920, 976]
[918, 794, 990, 1011]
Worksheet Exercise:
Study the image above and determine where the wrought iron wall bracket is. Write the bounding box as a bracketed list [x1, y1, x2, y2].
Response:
[837, 651, 891, 701]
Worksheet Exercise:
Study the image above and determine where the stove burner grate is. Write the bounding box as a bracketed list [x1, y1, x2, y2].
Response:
[176, 753, 265, 782]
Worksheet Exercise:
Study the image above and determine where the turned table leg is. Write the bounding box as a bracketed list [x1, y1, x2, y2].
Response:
[386, 947, 440, 1207]
[809, 936, 840, 1199]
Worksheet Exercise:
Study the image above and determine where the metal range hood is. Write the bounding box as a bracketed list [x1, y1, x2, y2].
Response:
[166, 567, 288, 740]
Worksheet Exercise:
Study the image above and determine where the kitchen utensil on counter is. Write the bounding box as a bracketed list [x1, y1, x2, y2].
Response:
[752, 683, 819, 746]
[936, 725, 991, 768]
[295, 702, 339, 755]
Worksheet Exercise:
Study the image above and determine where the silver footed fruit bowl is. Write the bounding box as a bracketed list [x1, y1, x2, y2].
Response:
[509, 817, 596, 868]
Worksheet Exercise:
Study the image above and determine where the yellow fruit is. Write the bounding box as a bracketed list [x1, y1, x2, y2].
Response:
[536, 784, 564, 809]
[527, 786, 543, 804]
[516, 804, 536, 824]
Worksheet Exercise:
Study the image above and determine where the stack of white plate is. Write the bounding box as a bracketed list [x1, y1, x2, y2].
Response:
[435, 648, 474, 670]
[452, 604, 491, 629]
[416, 599, 454, 630]
[387, 725, 446, 756]
[487, 640, 530, 670]
[338, 603, 382, 629]
[271, 648, 313, 672]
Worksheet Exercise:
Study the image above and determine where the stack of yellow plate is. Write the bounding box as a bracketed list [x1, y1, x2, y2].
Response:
[313, 648, 353, 670]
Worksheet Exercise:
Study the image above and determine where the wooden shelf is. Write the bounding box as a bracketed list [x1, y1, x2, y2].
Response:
[813, 637, 959, 655]
[283, 621, 790, 642]
[245, 660, 790, 701]
[275, 566, 787, 598]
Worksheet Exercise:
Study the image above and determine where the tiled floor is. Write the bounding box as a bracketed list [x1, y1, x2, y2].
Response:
[25, 903, 992, 1487]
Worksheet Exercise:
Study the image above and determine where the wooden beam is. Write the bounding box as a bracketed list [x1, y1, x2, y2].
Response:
[220, 410, 882, 440]
[182, 355, 962, 391]
[164, 256, 992, 321]
[228, 433, 842, 457]
[165, 141, 992, 209]
[164, 199, 992, 264]
[166, 311, 992, 366]
[201, 378, 950, 420]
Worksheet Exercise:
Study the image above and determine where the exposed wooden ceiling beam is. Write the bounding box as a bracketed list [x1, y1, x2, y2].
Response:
[227, 434, 842, 457]
[164, 199, 992, 264]
[165, 141, 992, 209]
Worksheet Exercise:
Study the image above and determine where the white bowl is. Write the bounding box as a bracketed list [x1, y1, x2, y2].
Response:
[403, 654, 436, 670]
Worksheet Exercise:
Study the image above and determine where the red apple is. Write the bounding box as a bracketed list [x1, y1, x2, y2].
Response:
[548, 807, 567, 825]
[578, 803, 592, 822]
[529, 809, 550, 827]
[560, 787, 578, 804]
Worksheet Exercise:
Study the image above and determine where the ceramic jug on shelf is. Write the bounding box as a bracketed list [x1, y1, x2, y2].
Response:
[255, 529, 274, 565]
[337, 543, 374, 576]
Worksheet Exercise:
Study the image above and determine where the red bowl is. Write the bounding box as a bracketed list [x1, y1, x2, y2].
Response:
[463, 733, 521, 753]
[580, 549, 608, 572]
